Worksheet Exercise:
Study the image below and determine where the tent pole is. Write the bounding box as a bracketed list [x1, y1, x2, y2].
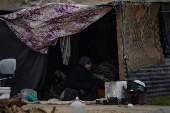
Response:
[116, 5, 125, 81]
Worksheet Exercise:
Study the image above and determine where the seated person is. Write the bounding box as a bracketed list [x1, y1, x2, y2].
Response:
[61, 56, 98, 101]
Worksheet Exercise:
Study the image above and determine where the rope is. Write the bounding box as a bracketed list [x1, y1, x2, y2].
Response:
[119, 3, 129, 76]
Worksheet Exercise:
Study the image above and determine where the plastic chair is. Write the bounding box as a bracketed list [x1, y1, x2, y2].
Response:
[0, 58, 16, 86]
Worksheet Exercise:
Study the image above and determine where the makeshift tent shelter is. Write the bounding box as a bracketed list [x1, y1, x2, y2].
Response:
[0, 1, 169, 97]
[0, 3, 114, 97]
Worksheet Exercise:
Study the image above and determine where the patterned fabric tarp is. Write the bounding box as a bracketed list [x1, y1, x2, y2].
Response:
[0, 3, 113, 54]
[116, 4, 165, 75]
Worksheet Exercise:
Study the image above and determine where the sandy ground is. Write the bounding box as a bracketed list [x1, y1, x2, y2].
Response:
[22, 103, 169, 113]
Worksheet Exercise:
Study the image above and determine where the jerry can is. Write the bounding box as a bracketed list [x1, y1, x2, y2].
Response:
[70, 97, 85, 113]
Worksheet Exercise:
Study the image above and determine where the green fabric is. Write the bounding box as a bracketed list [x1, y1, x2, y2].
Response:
[118, 4, 165, 75]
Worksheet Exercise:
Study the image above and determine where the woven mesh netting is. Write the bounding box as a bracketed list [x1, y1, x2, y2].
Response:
[116, 4, 165, 75]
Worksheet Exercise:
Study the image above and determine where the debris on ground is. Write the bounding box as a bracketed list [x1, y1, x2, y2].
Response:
[0, 98, 56, 113]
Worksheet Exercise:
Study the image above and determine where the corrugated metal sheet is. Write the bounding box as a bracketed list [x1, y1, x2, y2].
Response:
[125, 58, 170, 97]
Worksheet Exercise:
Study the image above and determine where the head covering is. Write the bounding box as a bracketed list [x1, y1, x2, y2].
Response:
[79, 56, 92, 66]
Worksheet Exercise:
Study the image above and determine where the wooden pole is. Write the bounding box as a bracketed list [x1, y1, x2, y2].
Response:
[116, 6, 125, 81]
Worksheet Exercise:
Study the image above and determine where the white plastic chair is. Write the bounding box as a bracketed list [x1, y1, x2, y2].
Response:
[0, 58, 16, 86]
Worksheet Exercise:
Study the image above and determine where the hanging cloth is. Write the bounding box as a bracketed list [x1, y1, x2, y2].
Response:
[60, 36, 71, 65]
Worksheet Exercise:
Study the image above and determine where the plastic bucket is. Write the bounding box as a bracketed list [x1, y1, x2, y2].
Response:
[0, 87, 11, 99]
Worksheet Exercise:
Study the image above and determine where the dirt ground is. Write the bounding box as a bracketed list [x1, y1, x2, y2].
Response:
[22, 103, 169, 113]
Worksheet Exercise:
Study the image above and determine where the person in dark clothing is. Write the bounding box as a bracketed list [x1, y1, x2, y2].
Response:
[61, 56, 98, 101]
